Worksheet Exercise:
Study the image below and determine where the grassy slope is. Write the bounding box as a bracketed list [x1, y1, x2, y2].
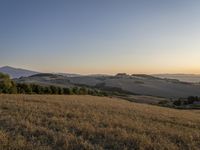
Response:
[0, 95, 200, 150]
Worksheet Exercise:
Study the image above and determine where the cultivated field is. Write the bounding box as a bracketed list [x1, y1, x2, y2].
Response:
[0, 95, 200, 150]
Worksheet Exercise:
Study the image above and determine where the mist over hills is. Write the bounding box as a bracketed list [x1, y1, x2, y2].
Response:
[154, 74, 200, 83]
[1, 66, 200, 99]
[66, 74, 200, 98]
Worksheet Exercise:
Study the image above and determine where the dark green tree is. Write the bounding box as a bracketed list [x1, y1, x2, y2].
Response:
[173, 99, 182, 106]
[79, 87, 88, 95]
[44, 86, 52, 94]
[0, 73, 17, 94]
[72, 87, 79, 94]
[50, 85, 58, 94]
[57, 87, 63, 95]
[17, 83, 32, 94]
[63, 88, 71, 95]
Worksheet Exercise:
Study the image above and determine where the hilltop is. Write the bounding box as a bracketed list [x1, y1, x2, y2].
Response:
[0, 66, 39, 79]
[0, 66, 80, 79]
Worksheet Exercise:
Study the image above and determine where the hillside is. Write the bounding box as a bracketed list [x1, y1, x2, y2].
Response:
[0, 95, 200, 150]
[3, 66, 200, 99]
[16, 73, 200, 98]
[0, 66, 39, 79]
[17, 73, 73, 87]
[0, 66, 80, 79]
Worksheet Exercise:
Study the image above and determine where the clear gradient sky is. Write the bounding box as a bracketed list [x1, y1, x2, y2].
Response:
[0, 0, 200, 74]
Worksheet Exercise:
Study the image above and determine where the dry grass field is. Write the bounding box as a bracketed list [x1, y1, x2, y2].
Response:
[0, 95, 200, 150]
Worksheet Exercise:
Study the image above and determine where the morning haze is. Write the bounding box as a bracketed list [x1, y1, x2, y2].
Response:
[1, 1, 200, 150]
[1, 0, 200, 74]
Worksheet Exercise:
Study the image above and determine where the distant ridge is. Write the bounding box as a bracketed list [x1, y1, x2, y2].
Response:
[0, 66, 39, 78]
[0, 66, 81, 79]
[154, 74, 200, 83]
[15, 72, 200, 98]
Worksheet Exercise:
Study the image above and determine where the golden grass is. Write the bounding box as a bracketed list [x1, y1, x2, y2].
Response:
[0, 95, 200, 150]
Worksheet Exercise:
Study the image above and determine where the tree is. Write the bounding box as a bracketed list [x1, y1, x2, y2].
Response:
[72, 87, 79, 94]
[30, 84, 43, 94]
[79, 87, 88, 95]
[50, 85, 58, 94]
[187, 96, 200, 104]
[17, 83, 32, 94]
[0, 73, 16, 94]
[44, 86, 52, 94]
[57, 87, 63, 95]
[63, 88, 71, 95]
[173, 99, 182, 106]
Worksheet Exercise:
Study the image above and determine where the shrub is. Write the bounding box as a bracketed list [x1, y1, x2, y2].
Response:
[79, 87, 88, 95]
[72, 87, 79, 95]
[173, 99, 182, 106]
[17, 83, 32, 94]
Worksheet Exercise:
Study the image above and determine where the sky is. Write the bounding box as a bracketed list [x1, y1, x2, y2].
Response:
[0, 0, 200, 74]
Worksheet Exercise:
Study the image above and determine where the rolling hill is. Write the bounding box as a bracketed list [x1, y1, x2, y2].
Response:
[16, 73, 200, 99]
[0, 66, 39, 79]
[0, 66, 80, 79]
[2, 66, 200, 99]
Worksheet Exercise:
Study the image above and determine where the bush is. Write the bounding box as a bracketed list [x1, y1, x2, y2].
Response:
[44, 87, 52, 94]
[173, 99, 182, 106]
[63, 88, 72, 95]
[79, 87, 88, 95]
[17, 83, 32, 94]
[72, 87, 79, 95]
[50, 86, 58, 94]
[57, 87, 63, 95]
[187, 96, 199, 104]
[173, 96, 200, 106]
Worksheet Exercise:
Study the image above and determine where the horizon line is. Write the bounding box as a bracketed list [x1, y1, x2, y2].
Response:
[1, 65, 200, 76]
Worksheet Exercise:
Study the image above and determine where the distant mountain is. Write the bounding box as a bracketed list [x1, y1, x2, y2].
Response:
[0, 66, 40, 79]
[153, 74, 200, 83]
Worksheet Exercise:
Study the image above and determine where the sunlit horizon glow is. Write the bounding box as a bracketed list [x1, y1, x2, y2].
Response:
[1, 0, 200, 74]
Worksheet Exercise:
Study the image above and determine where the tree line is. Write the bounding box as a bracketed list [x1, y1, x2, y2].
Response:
[173, 96, 200, 106]
[0, 72, 107, 96]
